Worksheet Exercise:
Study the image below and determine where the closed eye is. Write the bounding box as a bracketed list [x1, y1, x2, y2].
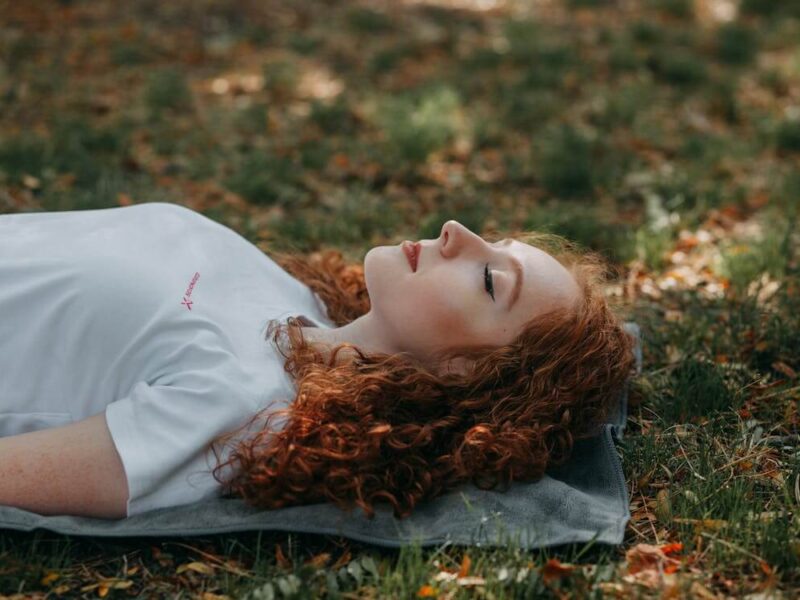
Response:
[484, 263, 495, 301]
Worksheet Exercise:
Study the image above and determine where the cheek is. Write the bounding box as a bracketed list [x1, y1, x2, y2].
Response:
[400, 280, 473, 337]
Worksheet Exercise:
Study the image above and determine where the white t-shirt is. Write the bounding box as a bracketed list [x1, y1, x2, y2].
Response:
[0, 202, 335, 517]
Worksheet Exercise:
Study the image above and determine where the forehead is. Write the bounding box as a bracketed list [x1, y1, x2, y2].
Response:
[509, 239, 557, 267]
[506, 239, 579, 306]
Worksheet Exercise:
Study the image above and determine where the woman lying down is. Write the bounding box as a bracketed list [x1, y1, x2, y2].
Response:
[0, 202, 635, 520]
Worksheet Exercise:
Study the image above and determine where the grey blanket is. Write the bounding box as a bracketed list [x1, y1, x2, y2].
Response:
[0, 323, 641, 550]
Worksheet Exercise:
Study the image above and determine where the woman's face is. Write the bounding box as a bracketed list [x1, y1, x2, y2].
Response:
[363, 220, 581, 364]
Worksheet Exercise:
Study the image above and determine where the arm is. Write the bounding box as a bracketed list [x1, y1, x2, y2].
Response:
[0, 412, 129, 519]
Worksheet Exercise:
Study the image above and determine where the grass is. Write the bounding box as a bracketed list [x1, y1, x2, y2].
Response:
[0, 0, 798, 597]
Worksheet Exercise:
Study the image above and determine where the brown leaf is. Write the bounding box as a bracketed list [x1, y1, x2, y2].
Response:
[275, 542, 292, 570]
[772, 361, 797, 379]
[625, 543, 681, 575]
[304, 552, 331, 569]
[541, 558, 575, 585]
[330, 549, 352, 570]
[457, 554, 471, 578]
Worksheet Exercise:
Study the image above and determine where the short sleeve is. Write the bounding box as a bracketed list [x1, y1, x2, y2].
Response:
[105, 366, 262, 517]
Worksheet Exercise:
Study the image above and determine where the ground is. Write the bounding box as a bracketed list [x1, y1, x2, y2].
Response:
[0, 0, 798, 598]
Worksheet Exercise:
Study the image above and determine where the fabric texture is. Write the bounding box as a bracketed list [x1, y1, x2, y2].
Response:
[0, 202, 334, 516]
[0, 323, 641, 550]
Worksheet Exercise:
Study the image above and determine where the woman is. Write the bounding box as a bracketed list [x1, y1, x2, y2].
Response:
[0, 202, 635, 520]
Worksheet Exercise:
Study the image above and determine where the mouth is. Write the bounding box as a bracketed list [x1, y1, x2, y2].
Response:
[402, 241, 420, 272]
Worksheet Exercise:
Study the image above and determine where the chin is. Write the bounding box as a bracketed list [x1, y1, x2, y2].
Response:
[363, 246, 402, 304]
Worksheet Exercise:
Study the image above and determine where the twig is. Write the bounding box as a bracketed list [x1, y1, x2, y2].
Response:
[639, 489, 660, 544]
[166, 542, 252, 577]
[699, 531, 765, 563]
[713, 451, 760, 475]
[754, 384, 800, 402]
[674, 433, 707, 481]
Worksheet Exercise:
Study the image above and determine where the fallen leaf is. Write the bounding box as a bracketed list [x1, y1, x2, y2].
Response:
[417, 584, 437, 597]
[22, 174, 41, 189]
[330, 549, 351, 570]
[457, 554, 471, 578]
[661, 542, 683, 555]
[673, 517, 728, 531]
[176, 561, 215, 575]
[772, 361, 797, 379]
[304, 552, 331, 568]
[655, 489, 672, 523]
[275, 543, 292, 570]
[541, 558, 575, 585]
[622, 569, 677, 590]
[625, 543, 681, 575]
[456, 576, 485, 587]
[690, 580, 721, 599]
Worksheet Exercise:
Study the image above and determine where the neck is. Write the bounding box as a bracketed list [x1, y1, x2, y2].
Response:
[297, 311, 403, 365]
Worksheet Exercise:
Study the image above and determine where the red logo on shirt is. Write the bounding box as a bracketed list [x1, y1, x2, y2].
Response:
[181, 272, 200, 310]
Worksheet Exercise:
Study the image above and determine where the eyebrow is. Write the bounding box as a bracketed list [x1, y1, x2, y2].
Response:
[491, 239, 524, 311]
[508, 254, 523, 311]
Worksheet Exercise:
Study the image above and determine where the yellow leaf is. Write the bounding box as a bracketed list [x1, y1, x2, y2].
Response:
[176, 561, 216, 575]
[673, 517, 728, 531]
[98, 584, 109, 598]
[22, 174, 41, 189]
[655, 489, 672, 524]
[41, 572, 60, 586]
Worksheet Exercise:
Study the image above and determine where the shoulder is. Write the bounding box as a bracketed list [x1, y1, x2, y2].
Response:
[127, 202, 203, 225]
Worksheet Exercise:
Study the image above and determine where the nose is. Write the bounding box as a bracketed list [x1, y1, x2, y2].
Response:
[440, 220, 484, 258]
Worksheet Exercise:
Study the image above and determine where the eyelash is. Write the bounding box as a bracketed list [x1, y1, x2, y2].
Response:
[484, 263, 495, 301]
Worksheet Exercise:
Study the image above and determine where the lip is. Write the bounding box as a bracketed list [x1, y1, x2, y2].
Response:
[402, 241, 420, 272]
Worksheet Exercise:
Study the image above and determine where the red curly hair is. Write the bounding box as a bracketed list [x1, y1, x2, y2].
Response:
[210, 231, 637, 519]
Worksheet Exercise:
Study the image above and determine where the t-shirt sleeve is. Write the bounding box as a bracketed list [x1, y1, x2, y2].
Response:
[105, 364, 264, 518]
